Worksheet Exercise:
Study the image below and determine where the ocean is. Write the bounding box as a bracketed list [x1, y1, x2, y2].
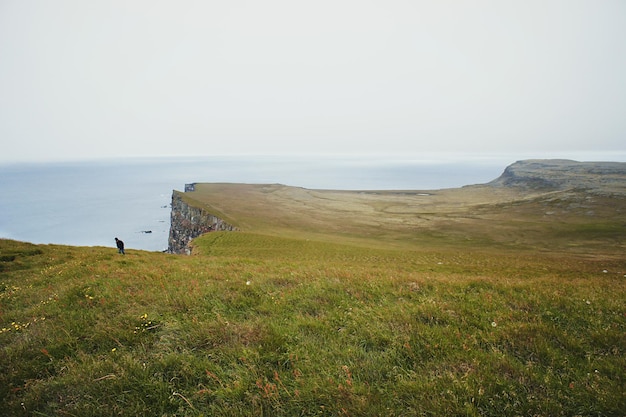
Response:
[0, 153, 621, 252]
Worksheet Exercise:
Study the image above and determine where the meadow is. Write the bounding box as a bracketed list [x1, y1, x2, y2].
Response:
[1, 182, 625, 416]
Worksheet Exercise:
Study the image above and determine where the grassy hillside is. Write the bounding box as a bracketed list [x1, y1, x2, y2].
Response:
[1, 183, 625, 416]
[182, 183, 626, 255]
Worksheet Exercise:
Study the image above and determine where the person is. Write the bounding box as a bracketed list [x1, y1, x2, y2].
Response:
[115, 237, 125, 255]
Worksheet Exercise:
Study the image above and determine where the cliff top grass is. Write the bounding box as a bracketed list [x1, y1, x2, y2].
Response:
[182, 182, 626, 256]
[1, 180, 626, 416]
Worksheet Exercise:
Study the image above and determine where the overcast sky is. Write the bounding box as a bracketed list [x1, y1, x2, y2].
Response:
[1, 0, 625, 162]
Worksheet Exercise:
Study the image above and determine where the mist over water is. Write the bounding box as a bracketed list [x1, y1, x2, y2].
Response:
[0, 153, 621, 251]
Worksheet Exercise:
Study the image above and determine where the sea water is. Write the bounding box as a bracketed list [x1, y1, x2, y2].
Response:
[0, 153, 621, 251]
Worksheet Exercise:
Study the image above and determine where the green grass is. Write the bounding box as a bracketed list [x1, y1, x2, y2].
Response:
[2, 183, 625, 415]
[1, 231, 625, 416]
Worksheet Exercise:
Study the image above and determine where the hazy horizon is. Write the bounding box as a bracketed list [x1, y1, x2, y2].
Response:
[2, 151, 626, 167]
[0, 156, 523, 250]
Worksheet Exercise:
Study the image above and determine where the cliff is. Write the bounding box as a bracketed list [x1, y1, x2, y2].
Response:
[489, 159, 626, 194]
[167, 190, 237, 254]
[167, 160, 626, 253]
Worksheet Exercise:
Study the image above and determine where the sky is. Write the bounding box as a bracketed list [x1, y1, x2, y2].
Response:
[0, 0, 625, 163]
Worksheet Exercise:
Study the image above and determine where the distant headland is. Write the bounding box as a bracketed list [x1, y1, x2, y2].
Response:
[489, 159, 626, 192]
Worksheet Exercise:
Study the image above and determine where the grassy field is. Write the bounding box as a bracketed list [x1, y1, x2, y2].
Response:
[1, 183, 625, 416]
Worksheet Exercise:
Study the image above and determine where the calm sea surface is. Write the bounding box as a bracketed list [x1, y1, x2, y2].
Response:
[0, 154, 620, 251]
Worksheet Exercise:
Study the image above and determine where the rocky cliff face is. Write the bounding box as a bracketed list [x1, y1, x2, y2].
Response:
[168, 191, 237, 254]
[489, 159, 626, 194]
